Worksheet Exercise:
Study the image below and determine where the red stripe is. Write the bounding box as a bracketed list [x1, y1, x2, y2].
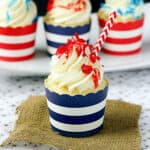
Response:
[106, 35, 142, 44]
[0, 23, 37, 36]
[99, 17, 144, 31]
[0, 53, 35, 62]
[0, 41, 35, 50]
[102, 48, 141, 56]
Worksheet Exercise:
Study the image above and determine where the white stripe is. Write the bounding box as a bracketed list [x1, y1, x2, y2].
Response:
[46, 32, 90, 43]
[47, 46, 57, 54]
[47, 99, 106, 116]
[0, 33, 35, 44]
[104, 41, 142, 52]
[0, 47, 34, 57]
[109, 27, 143, 38]
[50, 116, 104, 132]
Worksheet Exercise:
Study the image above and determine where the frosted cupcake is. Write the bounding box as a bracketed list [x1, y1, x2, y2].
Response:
[0, 0, 37, 61]
[98, 0, 144, 55]
[44, 0, 91, 55]
[45, 34, 108, 137]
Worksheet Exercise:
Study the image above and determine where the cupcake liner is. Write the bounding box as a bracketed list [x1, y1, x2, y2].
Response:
[45, 86, 108, 137]
[0, 23, 37, 61]
[44, 23, 91, 55]
[99, 17, 144, 56]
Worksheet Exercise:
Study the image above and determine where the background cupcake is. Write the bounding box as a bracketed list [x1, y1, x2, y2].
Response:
[44, 0, 92, 55]
[0, 0, 37, 61]
[45, 34, 108, 137]
[98, 0, 144, 55]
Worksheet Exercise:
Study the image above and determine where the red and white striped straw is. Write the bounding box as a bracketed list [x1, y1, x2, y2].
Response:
[94, 11, 117, 52]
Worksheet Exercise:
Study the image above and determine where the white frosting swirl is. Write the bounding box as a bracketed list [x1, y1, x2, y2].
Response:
[45, 0, 91, 26]
[45, 36, 105, 96]
[99, 0, 144, 22]
[0, 0, 37, 27]
[46, 52, 104, 95]
[105, 0, 130, 8]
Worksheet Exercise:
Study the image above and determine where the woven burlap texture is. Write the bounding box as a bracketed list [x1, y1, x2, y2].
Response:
[2, 96, 142, 150]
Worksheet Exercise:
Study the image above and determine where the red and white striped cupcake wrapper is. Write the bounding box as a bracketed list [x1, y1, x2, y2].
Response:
[0, 23, 37, 61]
[99, 17, 144, 56]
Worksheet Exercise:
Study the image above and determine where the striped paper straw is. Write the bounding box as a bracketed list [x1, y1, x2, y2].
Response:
[94, 11, 117, 52]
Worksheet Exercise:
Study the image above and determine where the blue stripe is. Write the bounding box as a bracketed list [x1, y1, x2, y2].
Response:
[44, 23, 91, 35]
[47, 40, 63, 48]
[51, 124, 103, 137]
[46, 86, 108, 108]
[47, 39, 90, 48]
[48, 107, 105, 124]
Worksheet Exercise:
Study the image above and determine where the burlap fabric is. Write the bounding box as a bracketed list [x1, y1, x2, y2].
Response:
[1, 96, 142, 150]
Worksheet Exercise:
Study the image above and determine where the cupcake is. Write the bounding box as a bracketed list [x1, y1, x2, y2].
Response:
[0, 0, 37, 61]
[98, 0, 144, 55]
[44, 0, 91, 55]
[45, 33, 108, 137]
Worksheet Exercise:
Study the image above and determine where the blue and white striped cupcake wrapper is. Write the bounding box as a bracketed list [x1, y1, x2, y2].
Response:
[44, 23, 91, 55]
[45, 86, 108, 137]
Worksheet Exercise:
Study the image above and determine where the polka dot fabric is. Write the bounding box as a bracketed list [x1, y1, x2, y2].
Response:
[0, 69, 150, 149]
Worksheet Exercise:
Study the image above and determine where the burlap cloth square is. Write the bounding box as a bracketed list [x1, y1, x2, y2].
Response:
[1, 96, 142, 150]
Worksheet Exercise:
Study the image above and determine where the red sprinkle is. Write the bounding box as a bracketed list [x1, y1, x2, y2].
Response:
[82, 64, 101, 89]
[74, 32, 85, 43]
[90, 52, 97, 63]
[56, 45, 66, 57]
[92, 74, 99, 89]
[76, 46, 83, 56]
[81, 64, 93, 75]
[92, 68, 101, 88]
[47, 0, 55, 11]
[75, 0, 86, 11]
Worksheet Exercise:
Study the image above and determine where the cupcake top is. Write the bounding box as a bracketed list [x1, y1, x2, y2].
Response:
[99, 0, 144, 22]
[45, 0, 91, 27]
[45, 33, 107, 96]
[0, 0, 37, 27]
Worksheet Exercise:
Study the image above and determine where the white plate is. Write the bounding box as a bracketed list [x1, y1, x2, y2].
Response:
[0, 3, 150, 76]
